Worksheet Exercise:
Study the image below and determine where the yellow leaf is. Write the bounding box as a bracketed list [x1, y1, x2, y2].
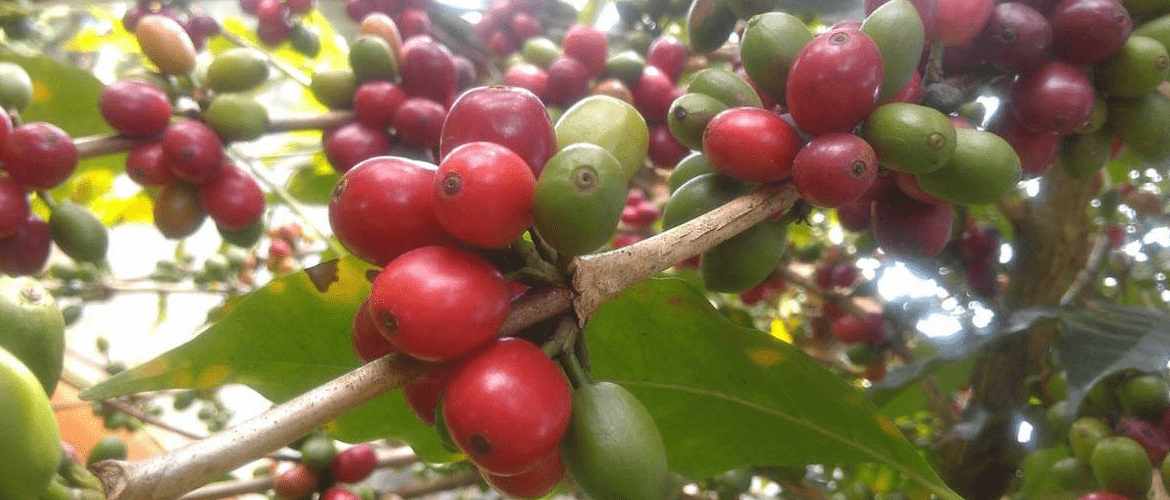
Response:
[770, 318, 793, 344]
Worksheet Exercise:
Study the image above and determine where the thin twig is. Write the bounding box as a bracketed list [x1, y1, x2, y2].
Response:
[386, 471, 484, 499]
[777, 265, 869, 318]
[103, 398, 206, 441]
[1059, 230, 1110, 306]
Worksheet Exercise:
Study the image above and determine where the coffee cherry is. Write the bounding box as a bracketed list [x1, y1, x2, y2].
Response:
[320, 487, 361, 500]
[368, 246, 509, 361]
[443, 337, 571, 475]
[1071, 416, 1114, 461]
[403, 364, 454, 426]
[1119, 373, 1170, 422]
[332, 444, 377, 484]
[0, 213, 51, 276]
[632, 66, 676, 124]
[1076, 493, 1130, 500]
[0, 62, 32, 112]
[300, 434, 337, 470]
[973, 3, 1051, 74]
[392, 98, 446, 149]
[99, 80, 172, 138]
[162, 120, 225, 184]
[1049, 0, 1131, 65]
[353, 81, 406, 129]
[311, 68, 358, 110]
[532, 144, 626, 256]
[350, 35, 399, 83]
[786, 29, 883, 136]
[352, 300, 394, 362]
[871, 190, 952, 257]
[205, 94, 270, 143]
[1091, 436, 1152, 499]
[0, 174, 29, 238]
[647, 36, 686, 82]
[439, 86, 555, 176]
[434, 142, 536, 249]
[153, 183, 207, 239]
[48, 202, 108, 265]
[546, 57, 591, 107]
[2, 122, 79, 189]
[322, 123, 390, 174]
[555, 95, 649, 182]
[702, 107, 802, 183]
[398, 8, 432, 38]
[562, 24, 608, 78]
[482, 452, 565, 499]
[1114, 415, 1169, 464]
[125, 142, 176, 187]
[1010, 62, 1094, 134]
[831, 313, 885, 344]
[274, 464, 319, 500]
[135, 15, 197, 76]
[198, 162, 264, 231]
[792, 133, 877, 208]
[399, 37, 457, 106]
[329, 156, 452, 266]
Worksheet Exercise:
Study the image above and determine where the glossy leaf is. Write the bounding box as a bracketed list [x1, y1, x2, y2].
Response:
[1057, 301, 1170, 415]
[583, 278, 961, 500]
[80, 257, 456, 462]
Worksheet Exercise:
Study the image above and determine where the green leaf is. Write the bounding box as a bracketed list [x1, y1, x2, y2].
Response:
[583, 278, 961, 500]
[80, 257, 456, 462]
[286, 156, 340, 205]
[868, 306, 1061, 410]
[1057, 301, 1170, 415]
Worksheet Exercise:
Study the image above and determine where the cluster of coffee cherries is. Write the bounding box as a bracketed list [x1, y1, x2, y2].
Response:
[1036, 370, 1170, 500]
[345, 0, 435, 41]
[236, 0, 320, 53]
[273, 435, 380, 500]
[121, 0, 221, 51]
[0, 62, 117, 277]
[308, 13, 479, 172]
[476, 0, 548, 58]
[113, 18, 274, 248]
[502, 23, 697, 169]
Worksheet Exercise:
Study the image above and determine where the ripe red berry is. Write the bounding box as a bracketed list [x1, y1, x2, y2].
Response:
[646, 36, 686, 82]
[198, 162, 265, 231]
[320, 487, 361, 500]
[354, 81, 407, 129]
[439, 86, 555, 176]
[792, 133, 877, 208]
[403, 364, 454, 426]
[100, 80, 172, 138]
[482, 451, 565, 499]
[328, 156, 452, 266]
[434, 142, 536, 249]
[322, 122, 391, 174]
[332, 444, 378, 483]
[399, 36, 458, 106]
[274, 464, 319, 500]
[545, 57, 591, 107]
[1049, 0, 1131, 65]
[872, 189, 953, 257]
[0, 174, 29, 238]
[2, 122, 79, 189]
[443, 337, 571, 475]
[786, 29, 883, 136]
[367, 246, 510, 361]
[352, 300, 395, 362]
[125, 142, 177, 187]
[162, 120, 225, 184]
[0, 213, 50, 276]
[392, 97, 446, 149]
[561, 24, 608, 78]
[648, 124, 688, 168]
[503, 63, 549, 102]
[1009, 62, 1094, 135]
[632, 66, 675, 124]
[831, 313, 885, 344]
[287, 0, 315, 15]
[702, 107, 802, 183]
[397, 8, 432, 38]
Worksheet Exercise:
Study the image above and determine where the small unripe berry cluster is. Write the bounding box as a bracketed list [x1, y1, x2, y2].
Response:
[274, 437, 379, 500]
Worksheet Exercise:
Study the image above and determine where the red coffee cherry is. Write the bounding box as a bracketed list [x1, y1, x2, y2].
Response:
[831, 313, 885, 344]
[562, 24, 607, 78]
[2, 122, 79, 189]
[162, 120, 225, 184]
[702, 107, 802, 183]
[546, 57, 591, 107]
[399, 36, 458, 106]
[274, 464, 319, 500]
[328, 156, 452, 266]
[1009, 61, 1094, 135]
[482, 451, 565, 499]
[198, 162, 265, 231]
[792, 133, 878, 208]
[100, 80, 173, 138]
[403, 364, 455, 426]
[786, 29, 883, 136]
[632, 66, 676, 124]
[443, 337, 572, 475]
[353, 81, 407, 129]
[392, 97, 446, 149]
[331, 444, 378, 484]
[323, 122, 391, 174]
[0, 174, 29, 238]
[439, 86, 555, 176]
[434, 142, 536, 249]
[125, 142, 177, 187]
[646, 36, 686, 82]
[351, 300, 395, 362]
[504, 63, 549, 102]
[367, 246, 510, 361]
[0, 213, 51, 276]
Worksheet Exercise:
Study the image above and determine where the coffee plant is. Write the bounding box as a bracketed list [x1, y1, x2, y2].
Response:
[3, 1, 1170, 500]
